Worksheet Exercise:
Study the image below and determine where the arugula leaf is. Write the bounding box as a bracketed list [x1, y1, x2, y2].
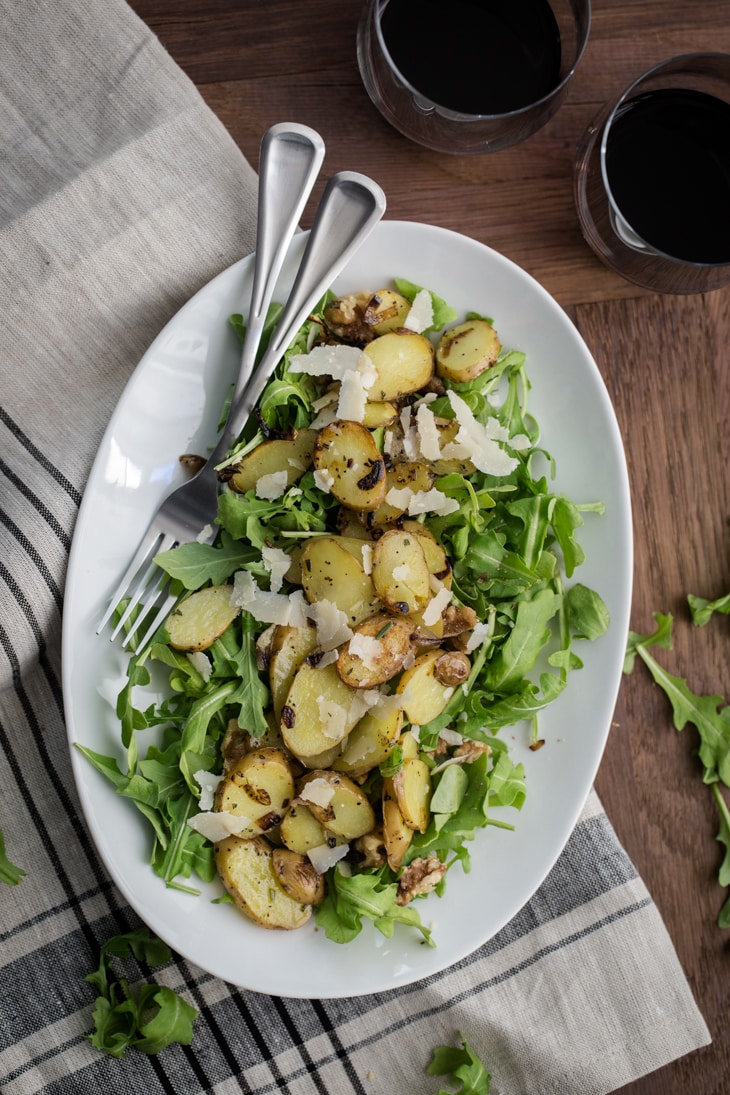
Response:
[0, 829, 25, 885]
[427, 1032, 491, 1094]
[483, 588, 559, 693]
[315, 866, 434, 946]
[689, 591, 730, 627]
[626, 615, 730, 785]
[154, 530, 258, 590]
[394, 277, 457, 330]
[85, 928, 197, 1057]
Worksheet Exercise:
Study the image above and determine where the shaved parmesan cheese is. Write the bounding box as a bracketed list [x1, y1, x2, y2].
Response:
[443, 391, 519, 476]
[361, 542, 373, 575]
[311, 388, 339, 412]
[231, 571, 308, 627]
[299, 778, 336, 808]
[193, 769, 224, 811]
[416, 403, 442, 461]
[337, 368, 369, 423]
[347, 633, 383, 671]
[187, 651, 212, 683]
[422, 584, 452, 626]
[407, 487, 460, 516]
[306, 598, 354, 650]
[308, 842, 350, 874]
[313, 468, 335, 493]
[309, 405, 338, 430]
[465, 620, 490, 652]
[187, 810, 250, 843]
[399, 405, 419, 460]
[261, 545, 290, 595]
[403, 288, 434, 333]
[317, 696, 349, 739]
[290, 342, 364, 378]
[196, 523, 214, 543]
[314, 648, 339, 668]
[255, 469, 288, 501]
[439, 728, 464, 746]
[392, 563, 412, 581]
[385, 485, 414, 509]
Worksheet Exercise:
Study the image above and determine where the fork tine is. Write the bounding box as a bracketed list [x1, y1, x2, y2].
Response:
[129, 587, 182, 655]
[109, 546, 174, 642]
[96, 525, 168, 634]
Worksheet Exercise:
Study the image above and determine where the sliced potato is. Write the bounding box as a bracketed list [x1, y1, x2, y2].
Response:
[382, 779, 413, 871]
[336, 613, 414, 688]
[436, 319, 500, 383]
[281, 661, 368, 759]
[372, 529, 431, 615]
[214, 747, 295, 838]
[299, 536, 380, 627]
[268, 623, 319, 721]
[272, 847, 325, 905]
[333, 704, 403, 776]
[362, 400, 399, 428]
[401, 520, 452, 588]
[313, 420, 386, 511]
[363, 288, 411, 334]
[335, 509, 373, 539]
[228, 429, 317, 494]
[165, 585, 240, 651]
[366, 462, 435, 528]
[279, 799, 329, 853]
[215, 835, 311, 929]
[364, 331, 435, 401]
[298, 769, 376, 839]
[396, 649, 455, 725]
[392, 757, 432, 832]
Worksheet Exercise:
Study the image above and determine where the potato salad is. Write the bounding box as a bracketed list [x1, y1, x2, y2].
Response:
[81, 278, 609, 946]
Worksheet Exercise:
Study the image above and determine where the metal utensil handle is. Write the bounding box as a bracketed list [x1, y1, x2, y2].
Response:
[224, 122, 325, 434]
[219, 170, 387, 450]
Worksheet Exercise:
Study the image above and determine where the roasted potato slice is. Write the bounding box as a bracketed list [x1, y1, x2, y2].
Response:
[215, 836, 311, 930]
[298, 769, 376, 839]
[365, 461, 435, 528]
[333, 704, 403, 777]
[299, 536, 380, 627]
[372, 529, 431, 615]
[165, 585, 240, 652]
[397, 649, 456, 725]
[362, 400, 399, 428]
[401, 520, 452, 588]
[392, 757, 432, 832]
[364, 331, 435, 401]
[382, 779, 413, 871]
[227, 429, 318, 494]
[272, 847, 325, 905]
[268, 624, 319, 721]
[214, 747, 295, 838]
[336, 614, 414, 688]
[281, 661, 368, 759]
[363, 288, 411, 334]
[313, 420, 386, 511]
[436, 319, 500, 383]
[279, 799, 329, 853]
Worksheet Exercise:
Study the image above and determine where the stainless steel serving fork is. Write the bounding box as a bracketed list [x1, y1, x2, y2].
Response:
[97, 130, 386, 653]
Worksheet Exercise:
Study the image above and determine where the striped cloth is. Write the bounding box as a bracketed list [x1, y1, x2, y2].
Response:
[0, 1, 710, 1092]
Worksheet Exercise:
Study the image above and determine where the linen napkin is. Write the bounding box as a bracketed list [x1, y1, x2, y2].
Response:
[0, 1, 710, 1092]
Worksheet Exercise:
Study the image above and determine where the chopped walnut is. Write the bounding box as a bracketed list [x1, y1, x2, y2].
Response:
[434, 651, 471, 686]
[396, 855, 448, 906]
[453, 740, 492, 764]
[323, 294, 374, 343]
[441, 605, 479, 638]
[353, 828, 386, 869]
[179, 453, 206, 475]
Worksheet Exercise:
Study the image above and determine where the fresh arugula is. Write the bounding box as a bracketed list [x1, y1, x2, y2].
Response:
[427, 1032, 491, 1094]
[316, 865, 434, 945]
[625, 608, 730, 925]
[0, 829, 25, 886]
[85, 928, 198, 1057]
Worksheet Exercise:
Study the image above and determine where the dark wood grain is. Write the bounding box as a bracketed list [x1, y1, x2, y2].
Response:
[128, 2, 730, 1090]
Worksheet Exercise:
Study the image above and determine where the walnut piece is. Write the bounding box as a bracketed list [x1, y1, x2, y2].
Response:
[396, 854, 448, 906]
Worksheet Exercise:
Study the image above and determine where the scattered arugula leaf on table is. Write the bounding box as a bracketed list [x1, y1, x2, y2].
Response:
[0, 828, 25, 886]
[427, 1032, 491, 1094]
[625, 604, 730, 926]
[85, 927, 198, 1057]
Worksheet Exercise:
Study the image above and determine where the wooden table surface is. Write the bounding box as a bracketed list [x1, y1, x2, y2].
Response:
[130, 2, 730, 1091]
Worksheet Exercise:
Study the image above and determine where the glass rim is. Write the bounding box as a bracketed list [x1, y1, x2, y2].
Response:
[372, 0, 592, 123]
[598, 51, 730, 271]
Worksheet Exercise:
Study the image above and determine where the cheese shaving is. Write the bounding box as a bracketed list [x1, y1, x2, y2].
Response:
[422, 584, 452, 626]
[290, 342, 364, 378]
[187, 651, 212, 683]
[187, 810, 250, 843]
[465, 620, 491, 652]
[307, 842, 350, 874]
[416, 403, 442, 462]
[261, 545, 290, 594]
[306, 598, 354, 650]
[402, 288, 434, 333]
[347, 633, 384, 671]
[361, 542, 373, 575]
[316, 695, 349, 739]
[442, 391, 520, 476]
[313, 467, 335, 493]
[255, 469, 289, 501]
[193, 769, 224, 811]
[299, 777, 336, 808]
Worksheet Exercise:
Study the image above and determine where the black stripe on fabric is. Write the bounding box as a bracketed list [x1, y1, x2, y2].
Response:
[0, 879, 116, 947]
[271, 998, 330, 1095]
[0, 513, 63, 608]
[0, 456, 72, 550]
[310, 1000, 367, 1095]
[172, 960, 240, 1091]
[0, 404, 82, 504]
[229, 990, 294, 1095]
